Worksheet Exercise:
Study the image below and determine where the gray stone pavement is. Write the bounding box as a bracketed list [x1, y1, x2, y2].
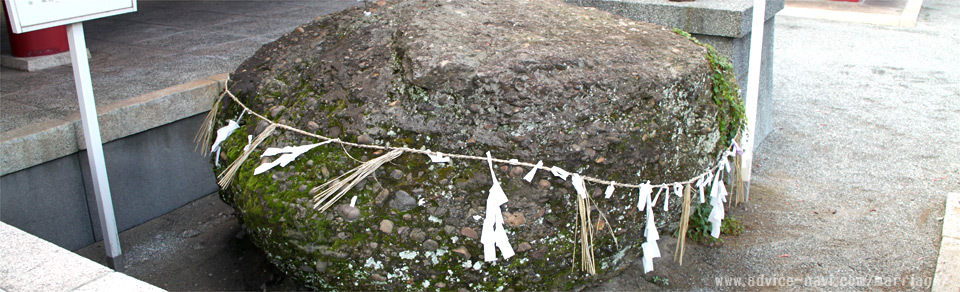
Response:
[0, 221, 163, 292]
[1, 0, 359, 135]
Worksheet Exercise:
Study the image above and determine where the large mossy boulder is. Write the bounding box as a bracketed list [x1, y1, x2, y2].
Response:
[213, 0, 742, 290]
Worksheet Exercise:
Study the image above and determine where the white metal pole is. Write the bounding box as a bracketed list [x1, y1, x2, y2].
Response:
[741, 0, 767, 201]
[66, 22, 123, 271]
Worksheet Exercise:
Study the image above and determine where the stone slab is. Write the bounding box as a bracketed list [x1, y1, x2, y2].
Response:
[932, 193, 960, 292]
[0, 155, 94, 251]
[0, 222, 164, 292]
[933, 235, 960, 291]
[0, 222, 112, 291]
[942, 192, 960, 240]
[0, 50, 89, 72]
[567, 0, 784, 37]
[81, 114, 220, 241]
[0, 74, 225, 176]
[0, 108, 78, 176]
[72, 74, 225, 151]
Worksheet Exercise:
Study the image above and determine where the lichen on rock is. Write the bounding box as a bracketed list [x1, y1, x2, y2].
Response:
[211, 0, 743, 290]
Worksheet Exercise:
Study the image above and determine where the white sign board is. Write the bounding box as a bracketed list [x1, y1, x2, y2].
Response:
[4, 0, 136, 33]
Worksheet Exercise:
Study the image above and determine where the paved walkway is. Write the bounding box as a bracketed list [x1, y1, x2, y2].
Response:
[1, 0, 358, 162]
[687, 0, 959, 289]
[0, 222, 162, 292]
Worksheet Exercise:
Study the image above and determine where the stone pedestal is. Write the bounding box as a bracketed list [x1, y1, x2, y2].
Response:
[568, 0, 783, 149]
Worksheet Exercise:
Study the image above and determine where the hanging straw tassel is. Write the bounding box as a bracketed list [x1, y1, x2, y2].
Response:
[311, 149, 403, 213]
[571, 174, 596, 275]
[218, 123, 277, 188]
[194, 90, 227, 155]
[577, 194, 596, 275]
[674, 183, 692, 265]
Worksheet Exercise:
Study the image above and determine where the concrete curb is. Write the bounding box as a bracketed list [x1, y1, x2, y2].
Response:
[0, 222, 164, 292]
[932, 192, 960, 292]
[0, 73, 227, 176]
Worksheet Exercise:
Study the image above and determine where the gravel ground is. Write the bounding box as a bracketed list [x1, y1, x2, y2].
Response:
[613, 0, 960, 289]
[78, 0, 960, 290]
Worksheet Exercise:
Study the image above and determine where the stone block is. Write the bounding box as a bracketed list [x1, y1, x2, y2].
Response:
[0, 222, 111, 291]
[82, 114, 219, 241]
[0, 155, 94, 251]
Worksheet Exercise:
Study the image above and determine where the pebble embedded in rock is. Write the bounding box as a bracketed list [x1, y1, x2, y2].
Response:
[325, 126, 342, 138]
[357, 134, 374, 144]
[306, 121, 320, 132]
[375, 188, 389, 205]
[453, 246, 471, 259]
[268, 105, 286, 117]
[410, 228, 427, 242]
[390, 190, 417, 211]
[504, 212, 526, 227]
[379, 220, 394, 233]
[460, 227, 479, 240]
[509, 166, 525, 177]
[390, 169, 404, 180]
[337, 204, 361, 221]
[315, 261, 328, 273]
[423, 239, 439, 251]
[537, 179, 551, 189]
[517, 242, 532, 252]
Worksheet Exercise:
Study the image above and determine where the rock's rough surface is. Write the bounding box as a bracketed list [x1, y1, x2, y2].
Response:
[215, 0, 741, 290]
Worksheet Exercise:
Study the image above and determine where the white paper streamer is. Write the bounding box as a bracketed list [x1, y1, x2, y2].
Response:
[253, 140, 335, 175]
[426, 151, 451, 163]
[641, 185, 660, 273]
[523, 160, 543, 182]
[572, 174, 589, 199]
[696, 176, 707, 204]
[707, 169, 728, 238]
[550, 166, 570, 180]
[210, 120, 239, 154]
[637, 183, 652, 210]
[604, 183, 615, 199]
[480, 152, 514, 262]
[242, 135, 253, 152]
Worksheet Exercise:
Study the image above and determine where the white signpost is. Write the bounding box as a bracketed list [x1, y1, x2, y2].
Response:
[4, 0, 137, 271]
[741, 0, 767, 201]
